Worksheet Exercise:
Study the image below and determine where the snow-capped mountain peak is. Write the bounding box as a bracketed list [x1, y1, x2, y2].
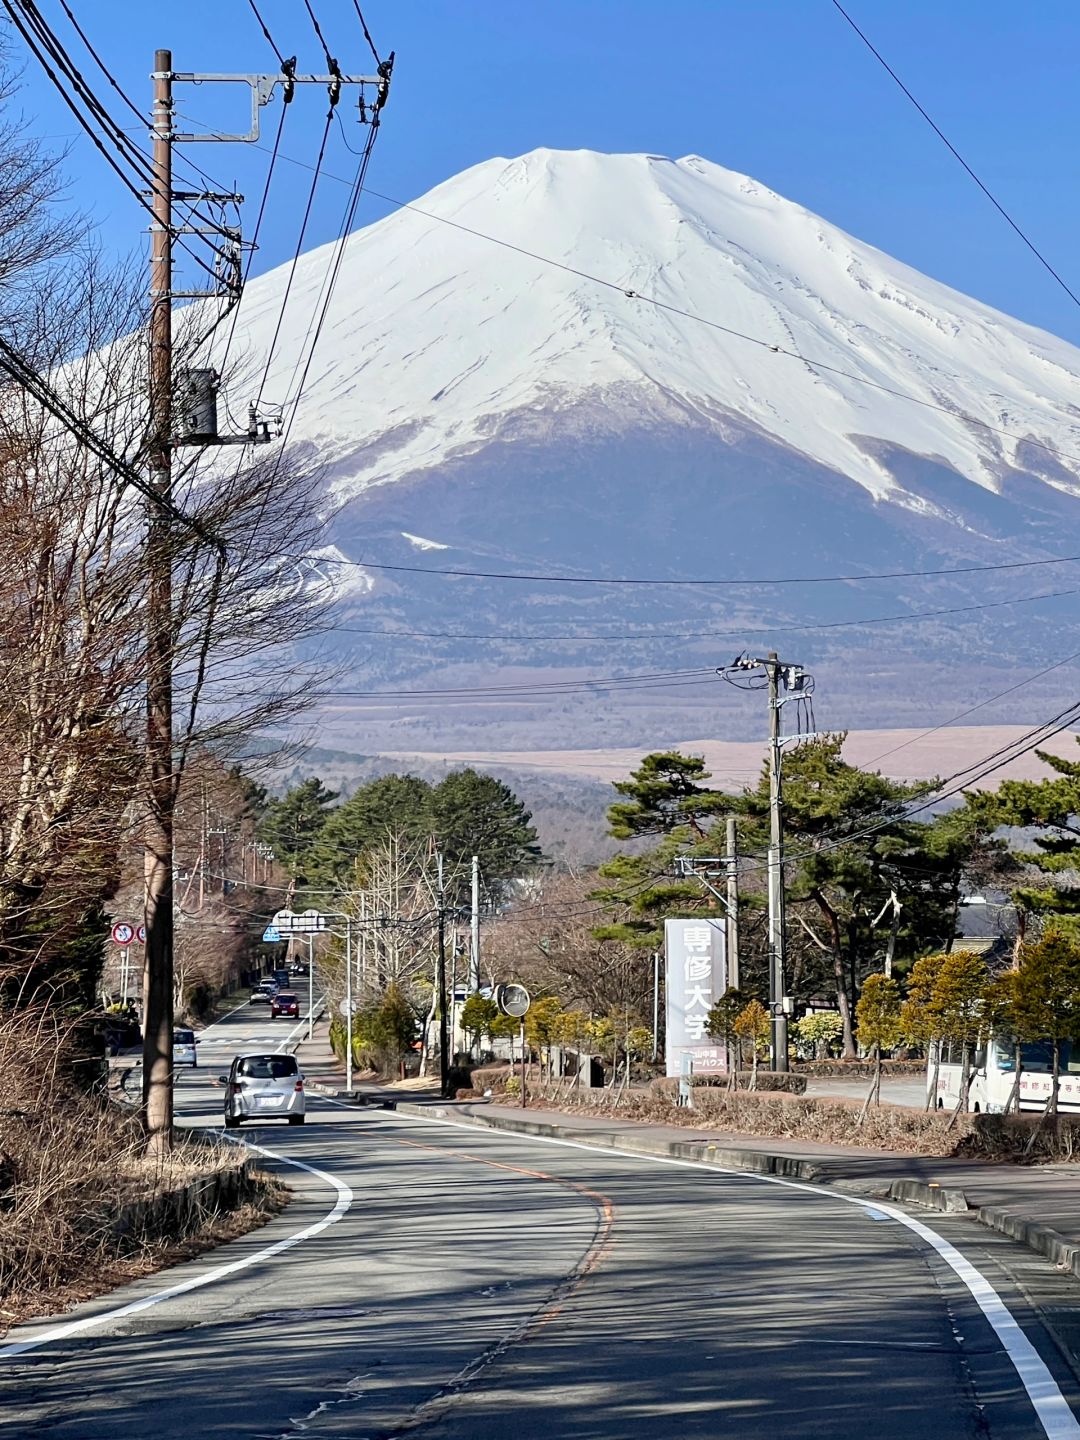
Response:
[221, 147, 1080, 507]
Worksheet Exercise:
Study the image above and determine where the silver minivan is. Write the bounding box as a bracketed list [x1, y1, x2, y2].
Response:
[221, 1052, 306, 1127]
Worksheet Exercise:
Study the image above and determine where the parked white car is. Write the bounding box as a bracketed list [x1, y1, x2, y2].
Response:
[221, 1052, 305, 1127]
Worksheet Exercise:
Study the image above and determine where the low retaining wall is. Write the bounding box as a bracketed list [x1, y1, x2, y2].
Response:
[109, 1153, 262, 1243]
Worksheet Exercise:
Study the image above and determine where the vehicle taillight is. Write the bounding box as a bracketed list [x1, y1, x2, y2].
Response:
[295, 1079, 304, 1092]
[230, 1082, 242, 1095]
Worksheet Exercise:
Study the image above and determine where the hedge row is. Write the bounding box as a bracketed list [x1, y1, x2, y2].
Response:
[521, 1083, 1080, 1160]
[794, 1059, 926, 1078]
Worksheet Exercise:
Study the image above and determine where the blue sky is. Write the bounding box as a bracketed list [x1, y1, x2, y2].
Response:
[17, 1, 1080, 343]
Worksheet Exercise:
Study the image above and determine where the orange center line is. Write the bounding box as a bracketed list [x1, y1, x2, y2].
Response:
[390, 1132, 615, 1330]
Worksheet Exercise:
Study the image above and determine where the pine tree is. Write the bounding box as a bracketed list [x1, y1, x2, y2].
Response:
[257, 777, 338, 884]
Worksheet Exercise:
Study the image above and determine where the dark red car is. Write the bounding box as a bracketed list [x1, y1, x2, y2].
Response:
[270, 991, 300, 1019]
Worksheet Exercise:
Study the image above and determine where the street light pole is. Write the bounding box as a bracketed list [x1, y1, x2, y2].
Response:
[308, 933, 315, 1041]
[345, 916, 353, 1094]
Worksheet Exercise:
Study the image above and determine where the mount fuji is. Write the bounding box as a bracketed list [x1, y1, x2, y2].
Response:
[217, 149, 1080, 755]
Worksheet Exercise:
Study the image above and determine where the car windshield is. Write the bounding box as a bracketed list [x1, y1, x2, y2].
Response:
[276, 993, 297, 1002]
[238, 1055, 298, 1079]
[174, 1030, 194, 1044]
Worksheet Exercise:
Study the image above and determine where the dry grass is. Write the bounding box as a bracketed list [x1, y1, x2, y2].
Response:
[525, 1082, 1080, 1161]
[0, 1008, 284, 1325]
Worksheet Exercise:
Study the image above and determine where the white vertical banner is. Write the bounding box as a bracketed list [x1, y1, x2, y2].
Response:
[665, 918, 727, 1078]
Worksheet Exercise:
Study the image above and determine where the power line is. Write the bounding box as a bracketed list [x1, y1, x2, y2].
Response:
[219, 101, 289, 376]
[0, 330, 221, 547]
[296, 549, 1080, 588]
[276, 51, 391, 446]
[255, 108, 334, 411]
[322, 583, 1080, 643]
[247, 0, 285, 66]
[830, 0, 1080, 313]
[302, 0, 337, 69]
[352, 1, 382, 65]
[4, 1, 232, 282]
[279, 119, 381, 444]
[861, 650, 1080, 768]
[744, 699, 1080, 879]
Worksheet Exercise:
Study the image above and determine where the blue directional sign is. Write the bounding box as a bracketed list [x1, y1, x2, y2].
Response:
[262, 925, 282, 943]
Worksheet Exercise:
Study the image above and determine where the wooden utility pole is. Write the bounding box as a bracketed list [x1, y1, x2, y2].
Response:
[436, 851, 450, 1097]
[765, 652, 789, 1073]
[142, 48, 175, 1155]
[725, 815, 740, 991]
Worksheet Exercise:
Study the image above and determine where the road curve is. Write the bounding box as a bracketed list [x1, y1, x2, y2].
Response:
[2, 1002, 1080, 1439]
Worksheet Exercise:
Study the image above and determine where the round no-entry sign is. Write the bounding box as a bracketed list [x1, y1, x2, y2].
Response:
[136, 924, 147, 944]
[111, 922, 134, 946]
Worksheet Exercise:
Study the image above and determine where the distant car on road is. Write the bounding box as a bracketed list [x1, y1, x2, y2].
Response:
[272, 968, 291, 988]
[221, 1052, 305, 1127]
[173, 1027, 198, 1068]
[270, 991, 299, 1019]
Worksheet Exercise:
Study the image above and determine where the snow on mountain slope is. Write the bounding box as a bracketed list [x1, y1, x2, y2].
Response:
[220, 147, 1080, 505]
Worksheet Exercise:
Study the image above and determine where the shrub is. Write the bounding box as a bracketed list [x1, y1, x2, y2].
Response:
[528, 1080, 1080, 1160]
[471, 1063, 514, 1094]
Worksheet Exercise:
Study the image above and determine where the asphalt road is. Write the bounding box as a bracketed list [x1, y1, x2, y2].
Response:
[4, 1003, 1080, 1439]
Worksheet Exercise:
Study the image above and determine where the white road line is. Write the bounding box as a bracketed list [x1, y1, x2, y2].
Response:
[0, 1138, 353, 1360]
[372, 1106, 1080, 1440]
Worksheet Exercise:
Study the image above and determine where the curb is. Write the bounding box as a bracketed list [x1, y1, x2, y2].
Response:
[974, 1205, 1080, 1281]
[307, 1082, 368, 1102]
[393, 1103, 1080, 1279]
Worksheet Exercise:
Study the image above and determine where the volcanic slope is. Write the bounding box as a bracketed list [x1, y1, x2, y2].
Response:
[216, 149, 1080, 749]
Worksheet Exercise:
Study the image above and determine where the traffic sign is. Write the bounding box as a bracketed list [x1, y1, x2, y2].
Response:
[135, 925, 146, 944]
[262, 925, 282, 943]
[271, 908, 329, 935]
[338, 998, 356, 1017]
[111, 922, 134, 946]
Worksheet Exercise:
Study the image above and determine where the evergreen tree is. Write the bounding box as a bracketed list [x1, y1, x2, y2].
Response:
[308, 774, 433, 890]
[607, 752, 729, 839]
[963, 743, 1080, 920]
[258, 777, 338, 884]
[599, 738, 982, 1053]
[431, 769, 541, 902]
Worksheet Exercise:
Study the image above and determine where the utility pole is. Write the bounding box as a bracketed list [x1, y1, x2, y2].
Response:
[344, 917, 353, 1095]
[725, 815, 740, 992]
[135, 48, 390, 1155]
[470, 853, 480, 991]
[436, 852, 449, 1097]
[141, 49, 175, 1156]
[719, 650, 813, 1072]
[765, 652, 788, 1072]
